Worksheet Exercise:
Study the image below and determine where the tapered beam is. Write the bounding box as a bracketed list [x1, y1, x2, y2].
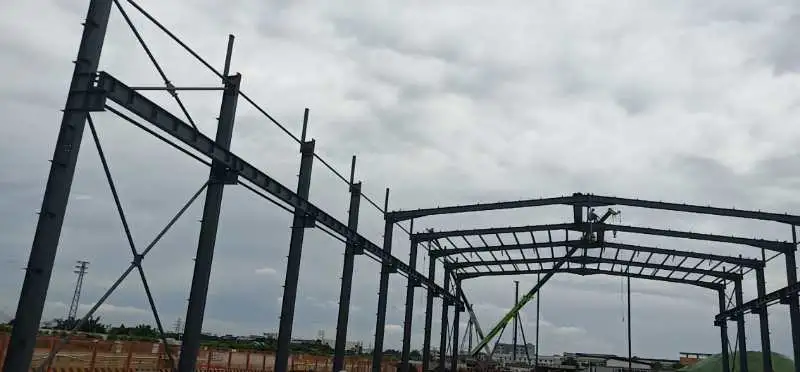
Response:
[275, 111, 315, 372]
[179, 72, 241, 372]
[755, 268, 772, 372]
[414, 223, 792, 253]
[3, 2, 113, 371]
[332, 175, 362, 372]
[96, 72, 456, 302]
[389, 193, 800, 225]
[735, 279, 749, 372]
[372, 191, 394, 372]
[789, 226, 800, 372]
[400, 236, 420, 372]
[458, 268, 723, 291]
[450, 256, 738, 281]
[717, 289, 731, 372]
[451, 280, 462, 372]
[439, 272, 452, 372]
[422, 250, 437, 372]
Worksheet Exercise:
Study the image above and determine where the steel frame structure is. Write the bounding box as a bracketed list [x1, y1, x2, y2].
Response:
[1, 2, 458, 372]
[3, 3, 800, 372]
[391, 195, 800, 372]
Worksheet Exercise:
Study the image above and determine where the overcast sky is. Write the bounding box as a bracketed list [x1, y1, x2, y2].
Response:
[3, 0, 800, 361]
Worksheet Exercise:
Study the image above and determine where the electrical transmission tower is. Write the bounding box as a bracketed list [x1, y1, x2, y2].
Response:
[67, 260, 89, 321]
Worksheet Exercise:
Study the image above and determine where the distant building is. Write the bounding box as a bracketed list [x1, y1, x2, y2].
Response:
[679, 352, 712, 366]
[493, 343, 537, 363]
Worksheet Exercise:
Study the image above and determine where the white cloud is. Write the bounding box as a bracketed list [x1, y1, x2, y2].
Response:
[385, 324, 403, 334]
[255, 267, 278, 275]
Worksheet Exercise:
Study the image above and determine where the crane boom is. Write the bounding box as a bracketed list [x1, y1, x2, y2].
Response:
[469, 246, 579, 356]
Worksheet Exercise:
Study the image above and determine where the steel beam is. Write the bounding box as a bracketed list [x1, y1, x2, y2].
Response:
[459, 288, 489, 354]
[3, 2, 112, 371]
[439, 272, 452, 372]
[400, 237, 420, 372]
[415, 223, 791, 253]
[275, 111, 315, 372]
[178, 71, 240, 372]
[458, 267, 722, 291]
[450, 256, 737, 281]
[735, 280, 749, 372]
[451, 281, 462, 372]
[422, 251, 436, 372]
[789, 226, 800, 372]
[372, 203, 394, 372]
[332, 174, 362, 372]
[95, 72, 456, 302]
[755, 268, 772, 372]
[716, 281, 800, 319]
[718, 289, 731, 372]
[389, 193, 800, 225]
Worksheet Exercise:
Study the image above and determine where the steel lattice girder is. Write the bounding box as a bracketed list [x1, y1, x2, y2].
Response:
[94, 72, 458, 303]
[430, 240, 762, 269]
[389, 192, 800, 224]
[457, 267, 724, 290]
[413, 222, 792, 252]
[446, 255, 740, 282]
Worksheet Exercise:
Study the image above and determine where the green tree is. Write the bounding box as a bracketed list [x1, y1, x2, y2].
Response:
[410, 350, 422, 360]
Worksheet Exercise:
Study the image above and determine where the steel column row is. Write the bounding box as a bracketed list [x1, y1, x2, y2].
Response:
[1, 1, 114, 371]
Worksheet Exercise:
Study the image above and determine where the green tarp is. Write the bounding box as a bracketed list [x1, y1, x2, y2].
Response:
[681, 352, 794, 372]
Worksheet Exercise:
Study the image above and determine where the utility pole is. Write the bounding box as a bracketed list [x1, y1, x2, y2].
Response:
[173, 318, 183, 339]
[513, 280, 519, 363]
[67, 261, 89, 322]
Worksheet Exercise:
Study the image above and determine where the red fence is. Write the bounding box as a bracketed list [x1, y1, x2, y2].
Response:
[0, 334, 399, 372]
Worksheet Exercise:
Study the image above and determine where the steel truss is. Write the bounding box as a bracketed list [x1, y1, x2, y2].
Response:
[2, 2, 458, 372]
[392, 194, 800, 372]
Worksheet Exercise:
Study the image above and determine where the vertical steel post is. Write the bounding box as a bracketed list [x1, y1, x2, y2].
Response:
[178, 64, 241, 372]
[451, 280, 462, 372]
[422, 247, 436, 372]
[333, 157, 362, 372]
[401, 232, 419, 372]
[438, 272, 452, 372]
[535, 273, 540, 371]
[755, 267, 772, 372]
[2, 2, 112, 371]
[627, 274, 632, 372]
[275, 109, 316, 372]
[513, 280, 519, 363]
[788, 226, 800, 372]
[372, 189, 393, 372]
[718, 289, 731, 372]
[734, 279, 749, 372]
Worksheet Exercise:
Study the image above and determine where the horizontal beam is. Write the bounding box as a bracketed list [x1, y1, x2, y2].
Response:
[432, 239, 761, 268]
[96, 72, 457, 303]
[415, 222, 791, 253]
[447, 256, 739, 280]
[716, 281, 800, 321]
[391, 193, 800, 225]
[457, 267, 723, 290]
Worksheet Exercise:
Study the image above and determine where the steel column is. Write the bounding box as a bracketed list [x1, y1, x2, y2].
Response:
[535, 273, 540, 370]
[372, 196, 394, 372]
[422, 249, 436, 372]
[400, 237, 420, 372]
[789, 226, 800, 372]
[718, 289, 731, 372]
[2, 2, 112, 372]
[755, 267, 772, 372]
[275, 111, 316, 372]
[734, 279, 749, 372]
[333, 159, 362, 372]
[513, 280, 519, 362]
[627, 274, 632, 372]
[178, 72, 241, 372]
[439, 272, 451, 372]
[451, 281, 461, 372]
